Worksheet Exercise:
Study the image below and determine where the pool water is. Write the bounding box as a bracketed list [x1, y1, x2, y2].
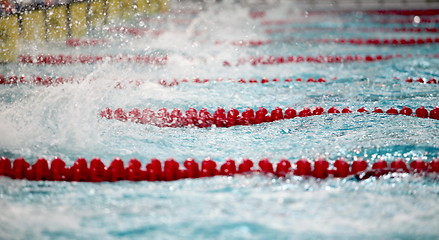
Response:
[1, 0, 439, 239]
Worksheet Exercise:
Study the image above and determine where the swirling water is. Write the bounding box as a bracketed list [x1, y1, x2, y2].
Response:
[0, 1, 438, 239]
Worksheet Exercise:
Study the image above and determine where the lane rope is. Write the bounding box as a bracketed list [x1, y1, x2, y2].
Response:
[0, 75, 331, 87]
[401, 77, 439, 84]
[0, 157, 437, 182]
[100, 106, 439, 128]
[14, 53, 438, 66]
[66, 38, 108, 47]
[18, 54, 168, 65]
[261, 17, 439, 25]
[158, 77, 330, 86]
[220, 37, 439, 47]
[363, 9, 439, 15]
[294, 9, 439, 16]
[222, 53, 438, 66]
[372, 18, 439, 24]
[0, 75, 131, 86]
[2, 75, 437, 87]
[266, 27, 439, 34]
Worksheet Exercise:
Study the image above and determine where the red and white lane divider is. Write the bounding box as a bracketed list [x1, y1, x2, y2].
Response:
[0, 75, 330, 87]
[373, 18, 439, 24]
[100, 106, 439, 128]
[0, 75, 143, 89]
[0, 75, 85, 85]
[158, 77, 330, 86]
[401, 77, 439, 84]
[302, 9, 439, 16]
[360, 9, 439, 16]
[223, 54, 429, 66]
[249, 10, 266, 19]
[2, 75, 437, 87]
[324, 37, 439, 45]
[220, 37, 439, 47]
[261, 17, 439, 25]
[66, 38, 108, 47]
[265, 27, 439, 34]
[0, 75, 142, 87]
[0, 157, 437, 182]
[18, 54, 168, 65]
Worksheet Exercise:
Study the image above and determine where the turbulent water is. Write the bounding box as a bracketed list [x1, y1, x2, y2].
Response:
[0, 0, 439, 239]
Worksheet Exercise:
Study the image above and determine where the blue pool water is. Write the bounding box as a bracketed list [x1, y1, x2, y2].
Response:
[1, 1, 439, 239]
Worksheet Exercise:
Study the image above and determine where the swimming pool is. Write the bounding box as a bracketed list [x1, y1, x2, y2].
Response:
[0, 0, 439, 239]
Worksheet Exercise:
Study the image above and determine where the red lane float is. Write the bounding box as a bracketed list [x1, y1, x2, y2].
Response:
[0, 75, 83, 85]
[249, 10, 266, 19]
[403, 77, 439, 84]
[100, 106, 439, 128]
[318, 37, 439, 45]
[158, 77, 329, 86]
[265, 27, 439, 34]
[224, 37, 439, 47]
[18, 54, 168, 65]
[66, 38, 107, 47]
[0, 75, 143, 89]
[306, 9, 439, 16]
[0, 75, 330, 87]
[8, 75, 439, 87]
[364, 9, 439, 16]
[0, 75, 325, 88]
[261, 17, 439, 25]
[373, 18, 439, 24]
[0, 75, 144, 88]
[0, 157, 437, 182]
[3, 75, 437, 87]
[223, 54, 431, 66]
